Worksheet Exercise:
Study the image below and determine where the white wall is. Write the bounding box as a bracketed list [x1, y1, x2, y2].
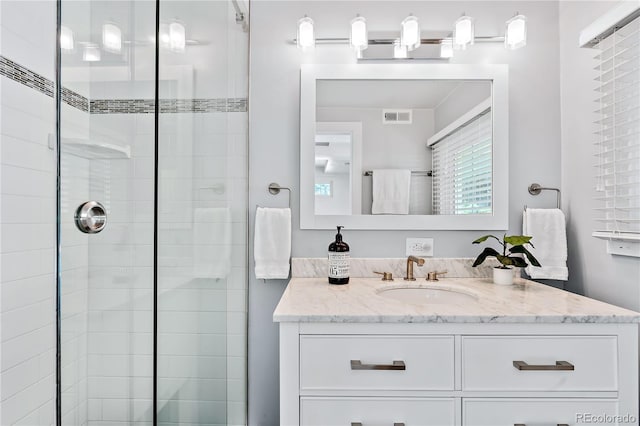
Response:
[0, 1, 57, 424]
[249, 1, 562, 424]
[559, 1, 640, 310]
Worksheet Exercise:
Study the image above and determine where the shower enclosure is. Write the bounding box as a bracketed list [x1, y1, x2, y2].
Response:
[58, 1, 248, 424]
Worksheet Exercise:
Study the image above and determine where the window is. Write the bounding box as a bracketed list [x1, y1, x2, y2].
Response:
[314, 183, 332, 196]
[592, 14, 640, 242]
[431, 111, 492, 215]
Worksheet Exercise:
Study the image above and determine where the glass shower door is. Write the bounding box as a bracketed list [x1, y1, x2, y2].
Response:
[59, 1, 248, 424]
[59, 1, 156, 423]
[156, 2, 248, 425]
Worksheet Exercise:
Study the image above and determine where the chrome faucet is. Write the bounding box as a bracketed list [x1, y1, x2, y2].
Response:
[404, 255, 425, 281]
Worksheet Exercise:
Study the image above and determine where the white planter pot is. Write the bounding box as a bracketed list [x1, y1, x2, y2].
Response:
[493, 267, 514, 285]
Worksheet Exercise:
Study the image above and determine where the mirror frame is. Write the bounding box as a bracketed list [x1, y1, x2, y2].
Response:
[300, 64, 509, 230]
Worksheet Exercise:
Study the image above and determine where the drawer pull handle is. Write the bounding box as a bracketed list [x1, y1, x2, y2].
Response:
[351, 423, 405, 426]
[350, 360, 406, 370]
[513, 360, 574, 371]
[514, 424, 569, 426]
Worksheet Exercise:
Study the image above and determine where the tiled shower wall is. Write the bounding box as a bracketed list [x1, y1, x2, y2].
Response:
[0, 1, 57, 424]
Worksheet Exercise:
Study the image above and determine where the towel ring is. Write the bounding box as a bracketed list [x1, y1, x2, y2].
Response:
[527, 183, 561, 209]
[268, 182, 291, 208]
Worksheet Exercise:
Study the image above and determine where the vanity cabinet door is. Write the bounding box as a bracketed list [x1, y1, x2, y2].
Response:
[300, 335, 455, 391]
[301, 397, 456, 426]
[462, 336, 618, 391]
[462, 399, 621, 426]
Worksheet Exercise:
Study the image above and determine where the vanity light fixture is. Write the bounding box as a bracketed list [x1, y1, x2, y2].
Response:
[169, 21, 186, 52]
[505, 13, 527, 50]
[440, 39, 454, 58]
[297, 16, 315, 50]
[400, 14, 421, 51]
[102, 22, 122, 53]
[60, 26, 74, 51]
[453, 15, 475, 50]
[393, 40, 408, 59]
[350, 15, 368, 54]
[82, 44, 101, 62]
[290, 12, 527, 59]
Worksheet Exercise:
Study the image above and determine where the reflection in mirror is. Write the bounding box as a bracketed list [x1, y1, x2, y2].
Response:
[314, 122, 362, 215]
[315, 79, 492, 216]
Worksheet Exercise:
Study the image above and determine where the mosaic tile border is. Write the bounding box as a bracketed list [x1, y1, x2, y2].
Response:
[61, 87, 89, 112]
[90, 97, 248, 114]
[0, 55, 247, 114]
[1, 55, 90, 112]
[0, 56, 55, 98]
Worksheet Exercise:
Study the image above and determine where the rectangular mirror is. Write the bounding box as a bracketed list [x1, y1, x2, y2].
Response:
[300, 64, 509, 230]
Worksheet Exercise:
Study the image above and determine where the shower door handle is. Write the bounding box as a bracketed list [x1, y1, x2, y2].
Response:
[75, 201, 107, 234]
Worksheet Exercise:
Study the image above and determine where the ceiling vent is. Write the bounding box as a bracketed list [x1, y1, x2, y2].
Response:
[382, 109, 412, 124]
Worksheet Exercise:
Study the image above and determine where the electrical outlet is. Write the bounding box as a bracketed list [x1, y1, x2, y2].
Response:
[405, 238, 434, 257]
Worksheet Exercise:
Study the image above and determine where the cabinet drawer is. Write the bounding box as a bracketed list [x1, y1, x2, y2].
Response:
[300, 335, 454, 391]
[462, 336, 618, 391]
[463, 398, 620, 426]
[301, 397, 456, 426]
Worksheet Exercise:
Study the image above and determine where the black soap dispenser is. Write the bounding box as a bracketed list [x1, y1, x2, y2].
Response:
[328, 226, 350, 285]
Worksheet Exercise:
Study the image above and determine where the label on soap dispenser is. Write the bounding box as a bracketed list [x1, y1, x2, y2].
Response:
[328, 252, 350, 279]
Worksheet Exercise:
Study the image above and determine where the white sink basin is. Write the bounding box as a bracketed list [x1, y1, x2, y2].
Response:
[378, 286, 478, 305]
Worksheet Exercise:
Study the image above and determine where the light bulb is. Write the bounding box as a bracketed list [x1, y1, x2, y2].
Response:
[453, 15, 475, 50]
[102, 22, 122, 53]
[440, 39, 454, 58]
[350, 16, 368, 53]
[297, 16, 315, 51]
[393, 40, 407, 59]
[505, 14, 527, 50]
[169, 21, 186, 52]
[83, 45, 101, 62]
[60, 26, 74, 51]
[400, 15, 421, 51]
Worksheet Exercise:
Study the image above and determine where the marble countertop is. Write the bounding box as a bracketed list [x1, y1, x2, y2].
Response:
[273, 277, 640, 324]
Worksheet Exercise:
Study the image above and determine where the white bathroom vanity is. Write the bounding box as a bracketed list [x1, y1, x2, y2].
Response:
[274, 264, 640, 426]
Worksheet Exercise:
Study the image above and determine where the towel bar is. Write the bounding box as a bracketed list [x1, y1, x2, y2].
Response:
[363, 170, 432, 177]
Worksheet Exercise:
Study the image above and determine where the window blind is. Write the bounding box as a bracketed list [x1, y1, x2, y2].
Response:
[593, 15, 640, 239]
[431, 111, 492, 215]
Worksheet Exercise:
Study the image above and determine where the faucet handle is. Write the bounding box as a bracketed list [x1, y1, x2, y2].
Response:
[426, 270, 448, 281]
[373, 271, 394, 281]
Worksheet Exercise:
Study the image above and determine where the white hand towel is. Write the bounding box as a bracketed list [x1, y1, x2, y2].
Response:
[523, 208, 568, 280]
[254, 207, 291, 279]
[371, 169, 412, 215]
[193, 208, 231, 279]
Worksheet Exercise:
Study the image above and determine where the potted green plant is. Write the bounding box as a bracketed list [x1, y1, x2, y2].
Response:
[472, 234, 541, 285]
